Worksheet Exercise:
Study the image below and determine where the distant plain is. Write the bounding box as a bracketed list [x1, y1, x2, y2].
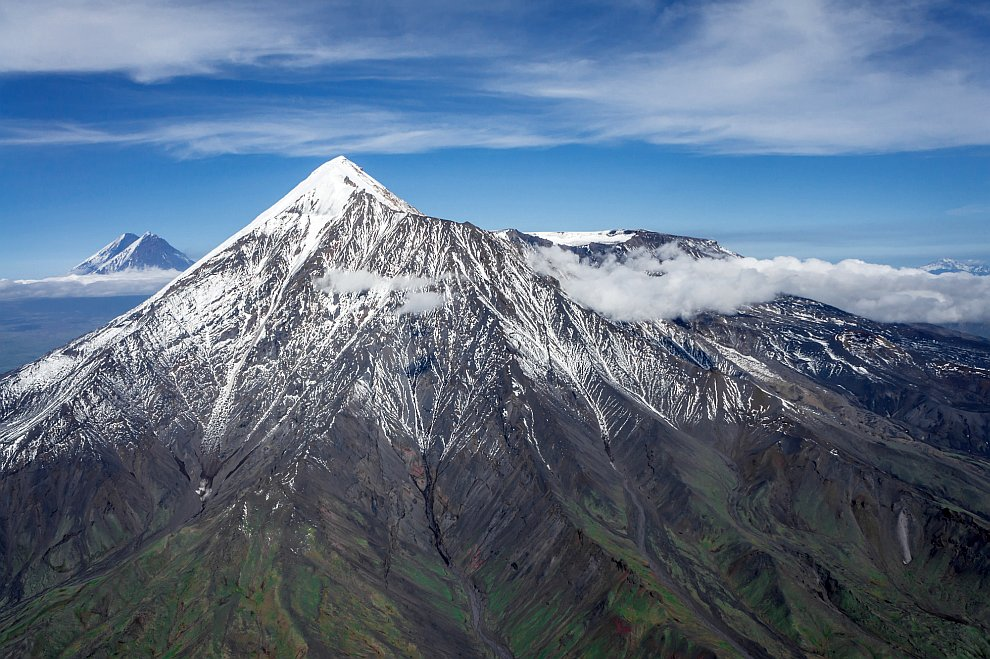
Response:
[0, 296, 147, 374]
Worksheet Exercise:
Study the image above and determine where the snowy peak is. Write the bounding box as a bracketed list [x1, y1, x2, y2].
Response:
[174, 156, 422, 292]
[71, 233, 140, 273]
[921, 258, 990, 276]
[71, 232, 194, 275]
[317, 156, 417, 214]
[253, 156, 418, 228]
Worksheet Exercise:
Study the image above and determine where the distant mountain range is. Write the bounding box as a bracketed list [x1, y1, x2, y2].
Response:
[71, 232, 193, 275]
[919, 260, 990, 338]
[921, 258, 990, 276]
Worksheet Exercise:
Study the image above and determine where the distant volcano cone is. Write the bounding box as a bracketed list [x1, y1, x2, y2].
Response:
[71, 232, 193, 274]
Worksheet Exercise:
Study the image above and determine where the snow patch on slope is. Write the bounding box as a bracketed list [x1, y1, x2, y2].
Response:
[526, 230, 639, 247]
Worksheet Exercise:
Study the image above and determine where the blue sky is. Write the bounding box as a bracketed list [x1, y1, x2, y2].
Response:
[1, 0, 989, 279]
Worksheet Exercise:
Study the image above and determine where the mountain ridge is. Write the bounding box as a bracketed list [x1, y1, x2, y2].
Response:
[921, 258, 990, 276]
[1, 158, 988, 657]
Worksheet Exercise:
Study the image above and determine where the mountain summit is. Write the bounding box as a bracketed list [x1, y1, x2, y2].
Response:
[71, 231, 193, 274]
[1, 158, 989, 657]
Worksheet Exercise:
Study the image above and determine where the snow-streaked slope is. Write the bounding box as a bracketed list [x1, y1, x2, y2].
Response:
[0, 164, 670, 466]
[3, 156, 987, 472]
[71, 233, 139, 274]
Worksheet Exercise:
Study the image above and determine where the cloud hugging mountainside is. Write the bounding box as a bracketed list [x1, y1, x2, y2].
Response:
[530, 243, 990, 325]
[0, 158, 988, 657]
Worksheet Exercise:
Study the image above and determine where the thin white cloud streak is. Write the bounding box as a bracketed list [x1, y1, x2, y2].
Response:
[946, 204, 990, 217]
[0, 270, 180, 300]
[533, 246, 990, 324]
[0, 111, 559, 157]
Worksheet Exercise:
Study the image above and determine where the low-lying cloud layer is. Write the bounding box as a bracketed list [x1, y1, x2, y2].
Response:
[533, 247, 990, 325]
[314, 269, 445, 315]
[0, 270, 181, 301]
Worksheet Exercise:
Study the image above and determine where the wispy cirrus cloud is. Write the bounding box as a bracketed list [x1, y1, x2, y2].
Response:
[0, 108, 561, 157]
[501, 0, 990, 154]
[946, 204, 990, 217]
[0, 0, 454, 82]
[1, 0, 989, 155]
[0, 0, 287, 81]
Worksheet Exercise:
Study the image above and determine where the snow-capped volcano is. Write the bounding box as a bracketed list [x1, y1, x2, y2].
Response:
[71, 231, 193, 274]
[1, 157, 989, 657]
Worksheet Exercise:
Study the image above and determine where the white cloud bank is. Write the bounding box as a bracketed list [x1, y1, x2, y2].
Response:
[0, 270, 181, 301]
[532, 247, 990, 325]
[314, 269, 445, 315]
